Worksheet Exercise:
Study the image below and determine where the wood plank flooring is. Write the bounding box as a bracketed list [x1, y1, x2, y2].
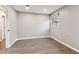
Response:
[0, 37, 78, 54]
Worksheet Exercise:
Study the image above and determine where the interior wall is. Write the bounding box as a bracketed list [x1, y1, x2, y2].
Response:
[6, 6, 17, 47]
[50, 6, 79, 51]
[17, 12, 50, 39]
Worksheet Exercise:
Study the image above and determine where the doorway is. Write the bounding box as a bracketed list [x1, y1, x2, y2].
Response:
[0, 10, 6, 49]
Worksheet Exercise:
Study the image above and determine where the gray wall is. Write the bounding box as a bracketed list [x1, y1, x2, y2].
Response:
[50, 6, 79, 50]
[7, 6, 17, 47]
[17, 12, 50, 39]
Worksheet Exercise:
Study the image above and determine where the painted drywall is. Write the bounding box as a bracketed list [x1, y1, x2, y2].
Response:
[17, 12, 50, 39]
[50, 6, 79, 50]
[4, 6, 17, 47]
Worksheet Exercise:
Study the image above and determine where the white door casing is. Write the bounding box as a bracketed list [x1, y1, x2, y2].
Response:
[0, 6, 10, 48]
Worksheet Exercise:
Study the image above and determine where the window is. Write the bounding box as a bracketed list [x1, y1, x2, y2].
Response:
[52, 13, 60, 27]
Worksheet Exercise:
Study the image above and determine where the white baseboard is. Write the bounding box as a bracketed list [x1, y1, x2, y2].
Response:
[8, 35, 79, 53]
[8, 36, 50, 48]
[17, 36, 50, 40]
[50, 36, 79, 53]
[8, 39, 17, 48]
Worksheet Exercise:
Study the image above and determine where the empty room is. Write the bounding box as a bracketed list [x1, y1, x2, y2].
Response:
[0, 5, 79, 54]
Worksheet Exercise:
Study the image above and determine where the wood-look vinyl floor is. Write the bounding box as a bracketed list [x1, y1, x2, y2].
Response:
[0, 37, 78, 54]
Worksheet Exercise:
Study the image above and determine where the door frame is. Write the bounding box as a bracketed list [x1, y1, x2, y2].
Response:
[0, 5, 9, 48]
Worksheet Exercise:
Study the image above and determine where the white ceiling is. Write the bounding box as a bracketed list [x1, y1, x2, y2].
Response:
[12, 5, 64, 14]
